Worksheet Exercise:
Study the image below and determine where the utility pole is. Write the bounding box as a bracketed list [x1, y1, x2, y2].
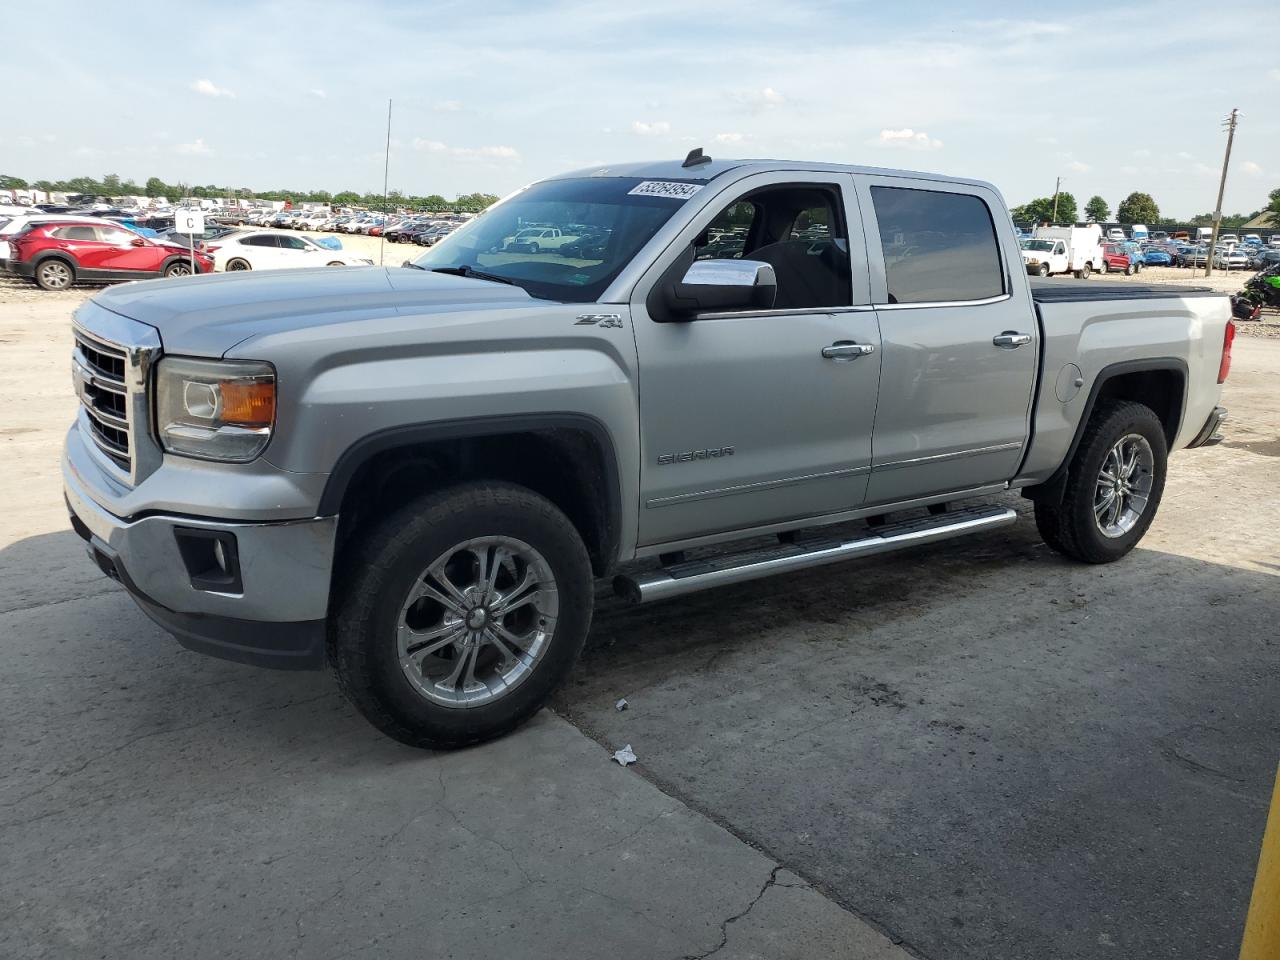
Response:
[1051, 176, 1062, 223]
[1205, 108, 1239, 278]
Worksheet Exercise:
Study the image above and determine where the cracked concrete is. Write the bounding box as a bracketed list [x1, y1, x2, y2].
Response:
[0, 289, 909, 959]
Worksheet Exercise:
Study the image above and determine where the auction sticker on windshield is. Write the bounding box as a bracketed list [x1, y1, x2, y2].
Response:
[627, 181, 704, 200]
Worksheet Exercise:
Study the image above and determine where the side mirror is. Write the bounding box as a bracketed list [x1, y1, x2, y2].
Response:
[130, 237, 147, 247]
[667, 259, 777, 316]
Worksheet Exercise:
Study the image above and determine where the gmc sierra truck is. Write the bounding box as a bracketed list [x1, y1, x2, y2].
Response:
[63, 153, 1234, 748]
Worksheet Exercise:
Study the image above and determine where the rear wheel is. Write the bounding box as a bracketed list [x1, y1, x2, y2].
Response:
[34, 258, 74, 290]
[1034, 399, 1167, 564]
[329, 482, 594, 749]
[226, 258, 252, 271]
[326, 260, 345, 267]
[1080, 263, 1091, 279]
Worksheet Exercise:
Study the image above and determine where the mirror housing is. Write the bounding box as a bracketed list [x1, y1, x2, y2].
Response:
[666, 259, 777, 317]
[130, 237, 147, 247]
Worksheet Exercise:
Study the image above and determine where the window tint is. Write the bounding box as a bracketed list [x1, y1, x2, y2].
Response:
[243, 234, 278, 247]
[278, 235, 308, 250]
[100, 228, 137, 245]
[52, 225, 99, 241]
[870, 187, 1004, 304]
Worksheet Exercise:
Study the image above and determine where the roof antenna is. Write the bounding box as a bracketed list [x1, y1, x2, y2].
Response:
[682, 147, 712, 168]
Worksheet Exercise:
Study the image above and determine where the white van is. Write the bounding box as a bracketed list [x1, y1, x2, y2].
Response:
[1130, 224, 1149, 240]
[1196, 227, 1214, 242]
[1022, 224, 1105, 278]
[1107, 228, 1125, 242]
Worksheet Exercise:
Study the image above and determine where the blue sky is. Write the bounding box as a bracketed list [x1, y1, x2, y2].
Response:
[5, 0, 1277, 217]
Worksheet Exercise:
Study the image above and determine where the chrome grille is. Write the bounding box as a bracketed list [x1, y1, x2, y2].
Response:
[73, 328, 133, 473]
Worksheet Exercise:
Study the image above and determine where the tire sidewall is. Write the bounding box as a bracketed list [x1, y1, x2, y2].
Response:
[333, 484, 593, 747]
[1066, 403, 1168, 561]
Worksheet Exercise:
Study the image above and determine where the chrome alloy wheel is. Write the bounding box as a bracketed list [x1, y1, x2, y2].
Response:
[38, 261, 72, 289]
[396, 536, 558, 708]
[1094, 433, 1154, 538]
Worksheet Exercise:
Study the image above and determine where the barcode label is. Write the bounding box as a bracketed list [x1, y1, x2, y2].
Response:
[627, 181, 704, 200]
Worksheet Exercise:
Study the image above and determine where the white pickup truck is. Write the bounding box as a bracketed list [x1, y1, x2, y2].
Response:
[62, 152, 1234, 747]
[1021, 225, 1104, 278]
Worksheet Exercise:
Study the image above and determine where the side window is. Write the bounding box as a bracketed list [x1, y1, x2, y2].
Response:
[278, 235, 308, 250]
[52, 225, 99, 241]
[694, 186, 852, 309]
[695, 201, 755, 261]
[870, 186, 1005, 304]
[100, 228, 136, 245]
[246, 235, 279, 247]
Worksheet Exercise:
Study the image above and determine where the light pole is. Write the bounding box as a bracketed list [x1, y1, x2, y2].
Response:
[1205, 108, 1239, 278]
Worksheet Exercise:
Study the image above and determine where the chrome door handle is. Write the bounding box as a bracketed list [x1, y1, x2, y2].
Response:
[821, 341, 876, 360]
[992, 331, 1033, 349]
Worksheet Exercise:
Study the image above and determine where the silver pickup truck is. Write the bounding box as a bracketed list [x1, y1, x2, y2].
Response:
[63, 153, 1234, 747]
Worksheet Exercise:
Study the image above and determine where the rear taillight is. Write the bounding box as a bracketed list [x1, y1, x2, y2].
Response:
[1218, 320, 1236, 384]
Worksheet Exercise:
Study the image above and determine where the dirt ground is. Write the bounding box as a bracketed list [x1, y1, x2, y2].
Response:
[0, 274, 1276, 960]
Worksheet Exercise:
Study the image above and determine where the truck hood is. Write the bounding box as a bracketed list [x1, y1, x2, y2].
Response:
[88, 266, 536, 356]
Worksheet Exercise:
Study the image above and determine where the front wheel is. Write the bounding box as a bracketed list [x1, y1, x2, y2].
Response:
[1034, 399, 1167, 564]
[1037, 263, 1050, 277]
[164, 261, 194, 278]
[329, 482, 594, 749]
[326, 260, 345, 267]
[1125, 263, 1135, 276]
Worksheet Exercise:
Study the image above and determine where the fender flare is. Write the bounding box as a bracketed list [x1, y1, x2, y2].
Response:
[318, 412, 623, 568]
[1027, 357, 1188, 504]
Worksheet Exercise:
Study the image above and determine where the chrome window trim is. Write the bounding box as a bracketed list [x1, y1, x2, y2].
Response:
[687, 292, 1011, 321]
[874, 292, 1013, 311]
[646, 464, 871, 508]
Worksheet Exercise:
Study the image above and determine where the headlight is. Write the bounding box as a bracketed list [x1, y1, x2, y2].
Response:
[155, 357, 276, 462]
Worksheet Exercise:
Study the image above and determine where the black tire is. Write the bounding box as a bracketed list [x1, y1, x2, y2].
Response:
[226, 258, 252, 271]
[1101, 260, 1110, 274]
[34, 257, 75, 291]
[1125, 263, 1135, 276]
[1080, 263, 1091, 279]
[164, 261, 194, 278]
[1037, 263, 1050, 277]
[326, 260, 345, 267]
[1034, 399, 1168, 564]
[528, 242, 539, 254]
[329, 482, 594, 749]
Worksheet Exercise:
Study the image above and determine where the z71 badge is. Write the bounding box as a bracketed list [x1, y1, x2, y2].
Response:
[657, 446, 735, 465]
[575, 314, 624, 329]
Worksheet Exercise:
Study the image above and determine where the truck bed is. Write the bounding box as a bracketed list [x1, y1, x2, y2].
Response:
[1029, 279, 1219, 302]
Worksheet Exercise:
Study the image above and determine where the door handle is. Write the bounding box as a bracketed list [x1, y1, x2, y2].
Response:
[992, 331, 1033, 349]
[821, 341, 876, 360]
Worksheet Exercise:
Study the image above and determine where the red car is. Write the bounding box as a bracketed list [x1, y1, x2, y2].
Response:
[7, 221, 214, 290]
[1101, 243, 1137, 276]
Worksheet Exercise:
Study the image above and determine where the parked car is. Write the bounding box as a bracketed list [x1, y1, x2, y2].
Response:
[0, 213, 125, 272]
[1213, 249, 1250, 270]
[1101, 243, 1137, 274]
[1141, 248, 1173, 266]
[504, 226, 579, 253]
[1107, 228, 1126, 242]
[207, 230, 375, 271]
[61, 156, 1233, 748]
[8, 220, 212, 289]
[1178, 246, 1209, 268]
[1149, 231, 1169, 242]
[1021, 225, 1103, 278]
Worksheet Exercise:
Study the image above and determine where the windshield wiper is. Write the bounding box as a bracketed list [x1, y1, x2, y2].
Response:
[429, 265, 515, 286]
[403, 261, 426, 270]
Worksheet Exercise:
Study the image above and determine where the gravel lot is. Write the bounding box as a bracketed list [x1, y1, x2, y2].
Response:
[1, 273, 1276, 960]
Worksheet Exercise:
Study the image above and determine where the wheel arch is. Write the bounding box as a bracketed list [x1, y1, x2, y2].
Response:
[322, 414, 623, 577]
[1025, 358, 1187, 505]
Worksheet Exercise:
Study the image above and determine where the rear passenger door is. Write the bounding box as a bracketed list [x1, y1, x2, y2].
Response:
[854, 177, 1038, 504]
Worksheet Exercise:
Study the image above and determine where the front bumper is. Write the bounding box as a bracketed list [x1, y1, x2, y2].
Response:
[64, 445, 337, 670]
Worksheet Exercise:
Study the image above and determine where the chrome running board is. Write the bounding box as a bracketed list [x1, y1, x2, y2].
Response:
[613, 505, 1017, 604]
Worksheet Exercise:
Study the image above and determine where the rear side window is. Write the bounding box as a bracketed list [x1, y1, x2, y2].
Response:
[51, 225, 100, 241]
[870, 187, 1004, 304]
[243, 235, 278, 247]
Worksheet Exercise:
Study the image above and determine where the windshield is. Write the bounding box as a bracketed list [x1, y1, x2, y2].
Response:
[1024, 239, 1054, 252]
[410, 176, 692, 302]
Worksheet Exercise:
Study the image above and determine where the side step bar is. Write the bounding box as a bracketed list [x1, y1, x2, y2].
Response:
[614, 504, 1017, 604]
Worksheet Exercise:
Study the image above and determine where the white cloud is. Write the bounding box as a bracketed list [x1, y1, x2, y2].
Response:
[1132, 148, 1151, 158]
[309, 88, 327, 99]
[433, 99, 463, 112]
[1036, 136, 1059, 145]
[1066, 159, 1090, 173]
[411, 138, 519, 161]
[1269, 68, 1280, 82]
[191, 78, 235, 98]
[1241, 160, 1263, 177]
[761, 86, 785, 105]
[731, 87, 787, 111]
[1177, 151, 1195, 160]
[630, 120, 671, 136]
[875, 128, 943, 151]
[713, 132, 744, 144]
[73, 146, 102, 157]
[174, 138, 212, 155]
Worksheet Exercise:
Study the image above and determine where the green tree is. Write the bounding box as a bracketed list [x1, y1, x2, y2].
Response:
[1267, 187, 1280, 226]
[455, 191, 499, 211]
[1116, 192, 1160, 224]
[1010, 192, 1078, 225]
[0, 174, 29, 190]
[1084, 195, 1109, 222]
[332, 191, 361, 205]
[145, 176, 169, 198]
[102, 173, 123, 195]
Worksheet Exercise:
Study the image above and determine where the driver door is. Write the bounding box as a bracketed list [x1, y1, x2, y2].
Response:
[630, 172, 882, 547]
